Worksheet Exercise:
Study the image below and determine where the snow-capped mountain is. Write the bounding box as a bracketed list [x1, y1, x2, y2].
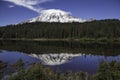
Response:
[30, 53, 84, 65]
[26, 9, 86, 23]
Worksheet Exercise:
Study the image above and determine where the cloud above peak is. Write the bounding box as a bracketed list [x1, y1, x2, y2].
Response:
[3, 0, 53, 13]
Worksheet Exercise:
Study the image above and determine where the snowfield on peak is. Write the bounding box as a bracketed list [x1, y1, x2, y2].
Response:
[26, 9, 86, 23]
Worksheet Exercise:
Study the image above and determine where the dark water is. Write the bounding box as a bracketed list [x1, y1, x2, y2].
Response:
[0, 40, 120, 74]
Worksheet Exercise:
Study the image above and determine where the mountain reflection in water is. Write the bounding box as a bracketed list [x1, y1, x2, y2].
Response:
[30, 53, 120, 74]
[30, 53, 84, 65]
[0, 40, 120, 74]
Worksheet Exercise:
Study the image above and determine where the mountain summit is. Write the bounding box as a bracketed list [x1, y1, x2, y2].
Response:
[26, 9, 86, 23]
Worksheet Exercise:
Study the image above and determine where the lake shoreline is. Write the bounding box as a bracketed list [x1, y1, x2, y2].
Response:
[0, 38, 120, 42]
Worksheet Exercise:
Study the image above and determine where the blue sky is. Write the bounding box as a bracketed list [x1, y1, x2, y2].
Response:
[0, 0, 120, 26]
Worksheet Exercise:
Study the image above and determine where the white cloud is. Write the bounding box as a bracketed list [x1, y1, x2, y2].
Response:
[8, 5, 15, 8]
[3, 0, 53, 13]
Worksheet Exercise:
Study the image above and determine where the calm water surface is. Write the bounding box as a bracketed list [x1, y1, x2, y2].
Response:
[0, 40, 120, 74]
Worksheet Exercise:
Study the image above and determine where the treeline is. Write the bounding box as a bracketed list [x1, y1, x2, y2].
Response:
[1, 59, 120, 80]
[0, 19, 120, 40]
[6, 60, 120, 80]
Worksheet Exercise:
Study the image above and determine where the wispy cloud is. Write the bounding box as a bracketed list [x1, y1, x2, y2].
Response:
[8, 5, 15, 8]
[3, 0, 53, 13]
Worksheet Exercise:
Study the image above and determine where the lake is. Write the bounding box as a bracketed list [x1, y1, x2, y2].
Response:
[0, 40, 120, 74]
